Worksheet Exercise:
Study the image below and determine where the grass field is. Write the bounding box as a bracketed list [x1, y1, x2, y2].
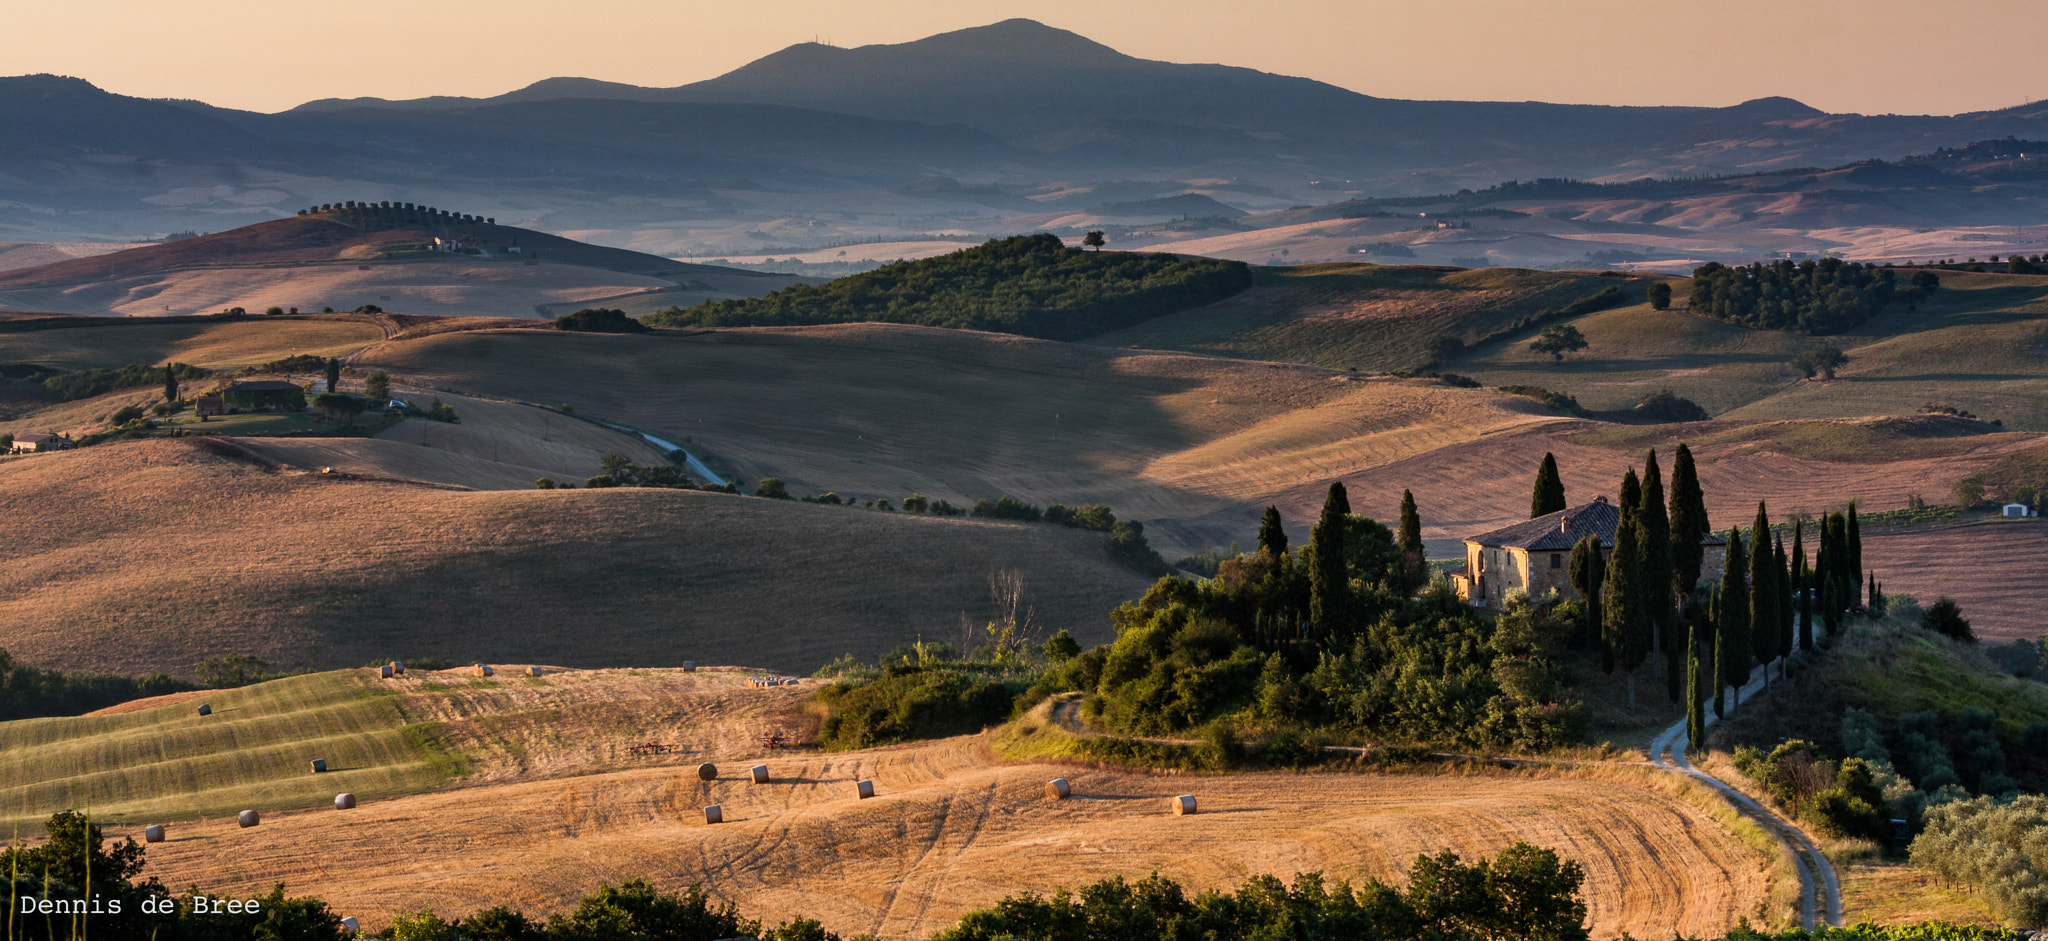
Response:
[0, 438, 1152, 678]
[0, 317, 383, 370]
[1091, 264, 1622, 371]
[1453, 271, 2048, 429]
[0, 671, 462, 835]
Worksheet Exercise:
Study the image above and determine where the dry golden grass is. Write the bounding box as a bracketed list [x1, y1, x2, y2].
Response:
[1837, 861, 1996, 927]
[0, 439, 1151, 677]
[0, 318, 382, 370]
[137, 729, 1772, 940]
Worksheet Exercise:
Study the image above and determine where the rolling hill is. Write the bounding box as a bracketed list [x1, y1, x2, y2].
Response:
[0, 210, 800, 317]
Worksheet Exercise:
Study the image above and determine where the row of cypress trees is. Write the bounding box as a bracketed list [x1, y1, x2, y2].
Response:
[1289, 483, 1427, 646]
[1533, 448, 1872, 727]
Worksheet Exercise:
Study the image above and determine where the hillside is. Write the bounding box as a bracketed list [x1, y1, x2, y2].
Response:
[0, 211, 799, 317]
[13, 666, 1772, 938]
[1091, 264, 1625, 370]
[647, 234, 1252, 340]
[0, 438, 1153, 677]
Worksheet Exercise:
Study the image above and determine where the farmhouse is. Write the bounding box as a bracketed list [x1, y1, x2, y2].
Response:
[194, 396, 226, 417]
[220, 380, 306, 412]
[1449, 496, 1727, 610]
[9, 433, 73, 454]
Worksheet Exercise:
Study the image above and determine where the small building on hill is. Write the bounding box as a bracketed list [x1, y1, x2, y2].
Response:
[220, 380, 306, 412]
[194, 396, 226, 417]
[9, 433, 73, 454]
[1448, 496, 1728, 610]
[2004, 503, 2036, 518]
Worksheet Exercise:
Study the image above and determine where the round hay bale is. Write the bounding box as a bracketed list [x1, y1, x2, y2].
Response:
[196, 703, 212, 716]
[379, 664, 393, 679]
[856, 780, 875, 799]
[390, 661, 406, 676]
[474, 663, 493, 677]
[703, 804, 723, 825]
[749, 764, 771, 784]
[340, 915, 360, 935]
[526, 666, 543, 677]
[697, 762, 718, 781]
[335, 793, 356, 810]
[237, 810, 260, 828]
[143, 825, 165, 843]
[310, 758, 327, 773]
[683, 660, 696, 672]
[1046, 778, 1071, 800]
[1171, 794, 1197, 816]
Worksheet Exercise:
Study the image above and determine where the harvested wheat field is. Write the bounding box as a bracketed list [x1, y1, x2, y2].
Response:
[0, 316, 384, 370]
[1861, 523, 2048, 643]
[138, 734, 1772, 939]
[0, 438, 1150, 676]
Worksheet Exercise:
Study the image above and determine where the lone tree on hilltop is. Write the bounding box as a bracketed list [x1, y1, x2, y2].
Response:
[1530, 452, 1566, 518]
[1649, 282, 1673, 310]
[1793, 344, 1849, 380]
[1531, 324, 1589, 362]
[1082, 230, 1106, 251]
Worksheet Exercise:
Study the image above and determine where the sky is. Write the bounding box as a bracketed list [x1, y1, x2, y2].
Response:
[9, 0, 2048, 115]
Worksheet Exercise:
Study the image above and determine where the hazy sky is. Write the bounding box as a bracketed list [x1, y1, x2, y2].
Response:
[11, 0, 2048, 115]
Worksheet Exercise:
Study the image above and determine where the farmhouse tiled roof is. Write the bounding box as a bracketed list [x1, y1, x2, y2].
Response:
[1466, 497, 1728, 552]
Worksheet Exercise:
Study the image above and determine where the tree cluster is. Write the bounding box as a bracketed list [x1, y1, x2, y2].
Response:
[553, 307, 649, 334]
[1913, 794, 2048, 928]
[642, 234, 1254, 341]
[38, 362, 211, 403]
[0, 647, 194, 722]
[1688, 258, 1935, 334]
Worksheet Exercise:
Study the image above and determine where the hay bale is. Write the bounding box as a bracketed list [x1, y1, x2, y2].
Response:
[340, 915, 360, 935]
[237, 810, 260, 828]
[750, 764, 771, 784]
[856, 780, 875, 799]
[196, 703, 211, 716]
[474, 663, 493, 677]
[391, 661, 406, 676]
[1171, 795, 1197, 816]
[526, 666, 543, 677]
[1046, 778, 1071, 800]
[143, 825, 165, 843]
[335, 793, 356, 810]
[703, 804, 723, 824]
[683, 660, 696, 672]
[310, 759, 327, 773]
[697, 762, 718, 781]
[379, 664, 393, 679]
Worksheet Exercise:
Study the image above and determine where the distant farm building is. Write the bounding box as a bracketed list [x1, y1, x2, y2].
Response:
[2005, 503, 2036, 518]
[1449, 496, 1728, 610]
[220, 380, 306, 411]
[194, 396, 227, 417]
[9, 433, 73, 454]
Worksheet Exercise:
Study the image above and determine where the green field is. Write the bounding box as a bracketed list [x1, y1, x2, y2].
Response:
[1451, 271, 2048, 429]
[1089, 264, 1622, 371]
[0, 671, 463, 834]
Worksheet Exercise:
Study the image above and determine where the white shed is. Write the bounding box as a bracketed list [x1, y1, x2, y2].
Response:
[2003, 503, 2035, 518]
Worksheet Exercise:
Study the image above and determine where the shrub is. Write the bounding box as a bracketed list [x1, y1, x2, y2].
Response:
[553, 307, 650, 334]
[814, 666, 1018, 750]
[971, 495, 1042, 522]
[1497, 385, 1587, 416]
[110, 404, 145, 424]
[1896, 710, 1962, 792]
[755, 477, 791, 499]
[195, 653, 279, 689]
[1634, 389, 1710, 423]
[1922, 598, 1975, 643]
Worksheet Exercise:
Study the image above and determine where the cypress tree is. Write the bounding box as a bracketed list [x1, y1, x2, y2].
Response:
[1398, 489, 1425, 590]
[1847, 499, 1863, 605]
[1603, 515, 1651, 711]
[1308, 482, 1349, 642]
[1639, 450, 1677, 696]
[1531, 453, 1566, 517]
[1822, 512, 1850, 634]
[1257, 506, 1288, 559]
[1775, 534, 1794, 672]
[1569, 534, 1604, 648]
[163, 364, 179, 403]
[325, 357, 341, 394]
[1619, 470, 1642, 526]
[1668, 443, 1709, 603]
[1718, 529, 1751, 709]
[1686, 623, 1706, 753]
[1749, 502, 1779, 687]
[1792, 520, 1813, 652]
[1710, 598, 1727, 718]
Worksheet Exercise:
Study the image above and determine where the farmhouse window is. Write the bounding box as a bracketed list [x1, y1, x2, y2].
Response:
[1551, 553, 1562, 568]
